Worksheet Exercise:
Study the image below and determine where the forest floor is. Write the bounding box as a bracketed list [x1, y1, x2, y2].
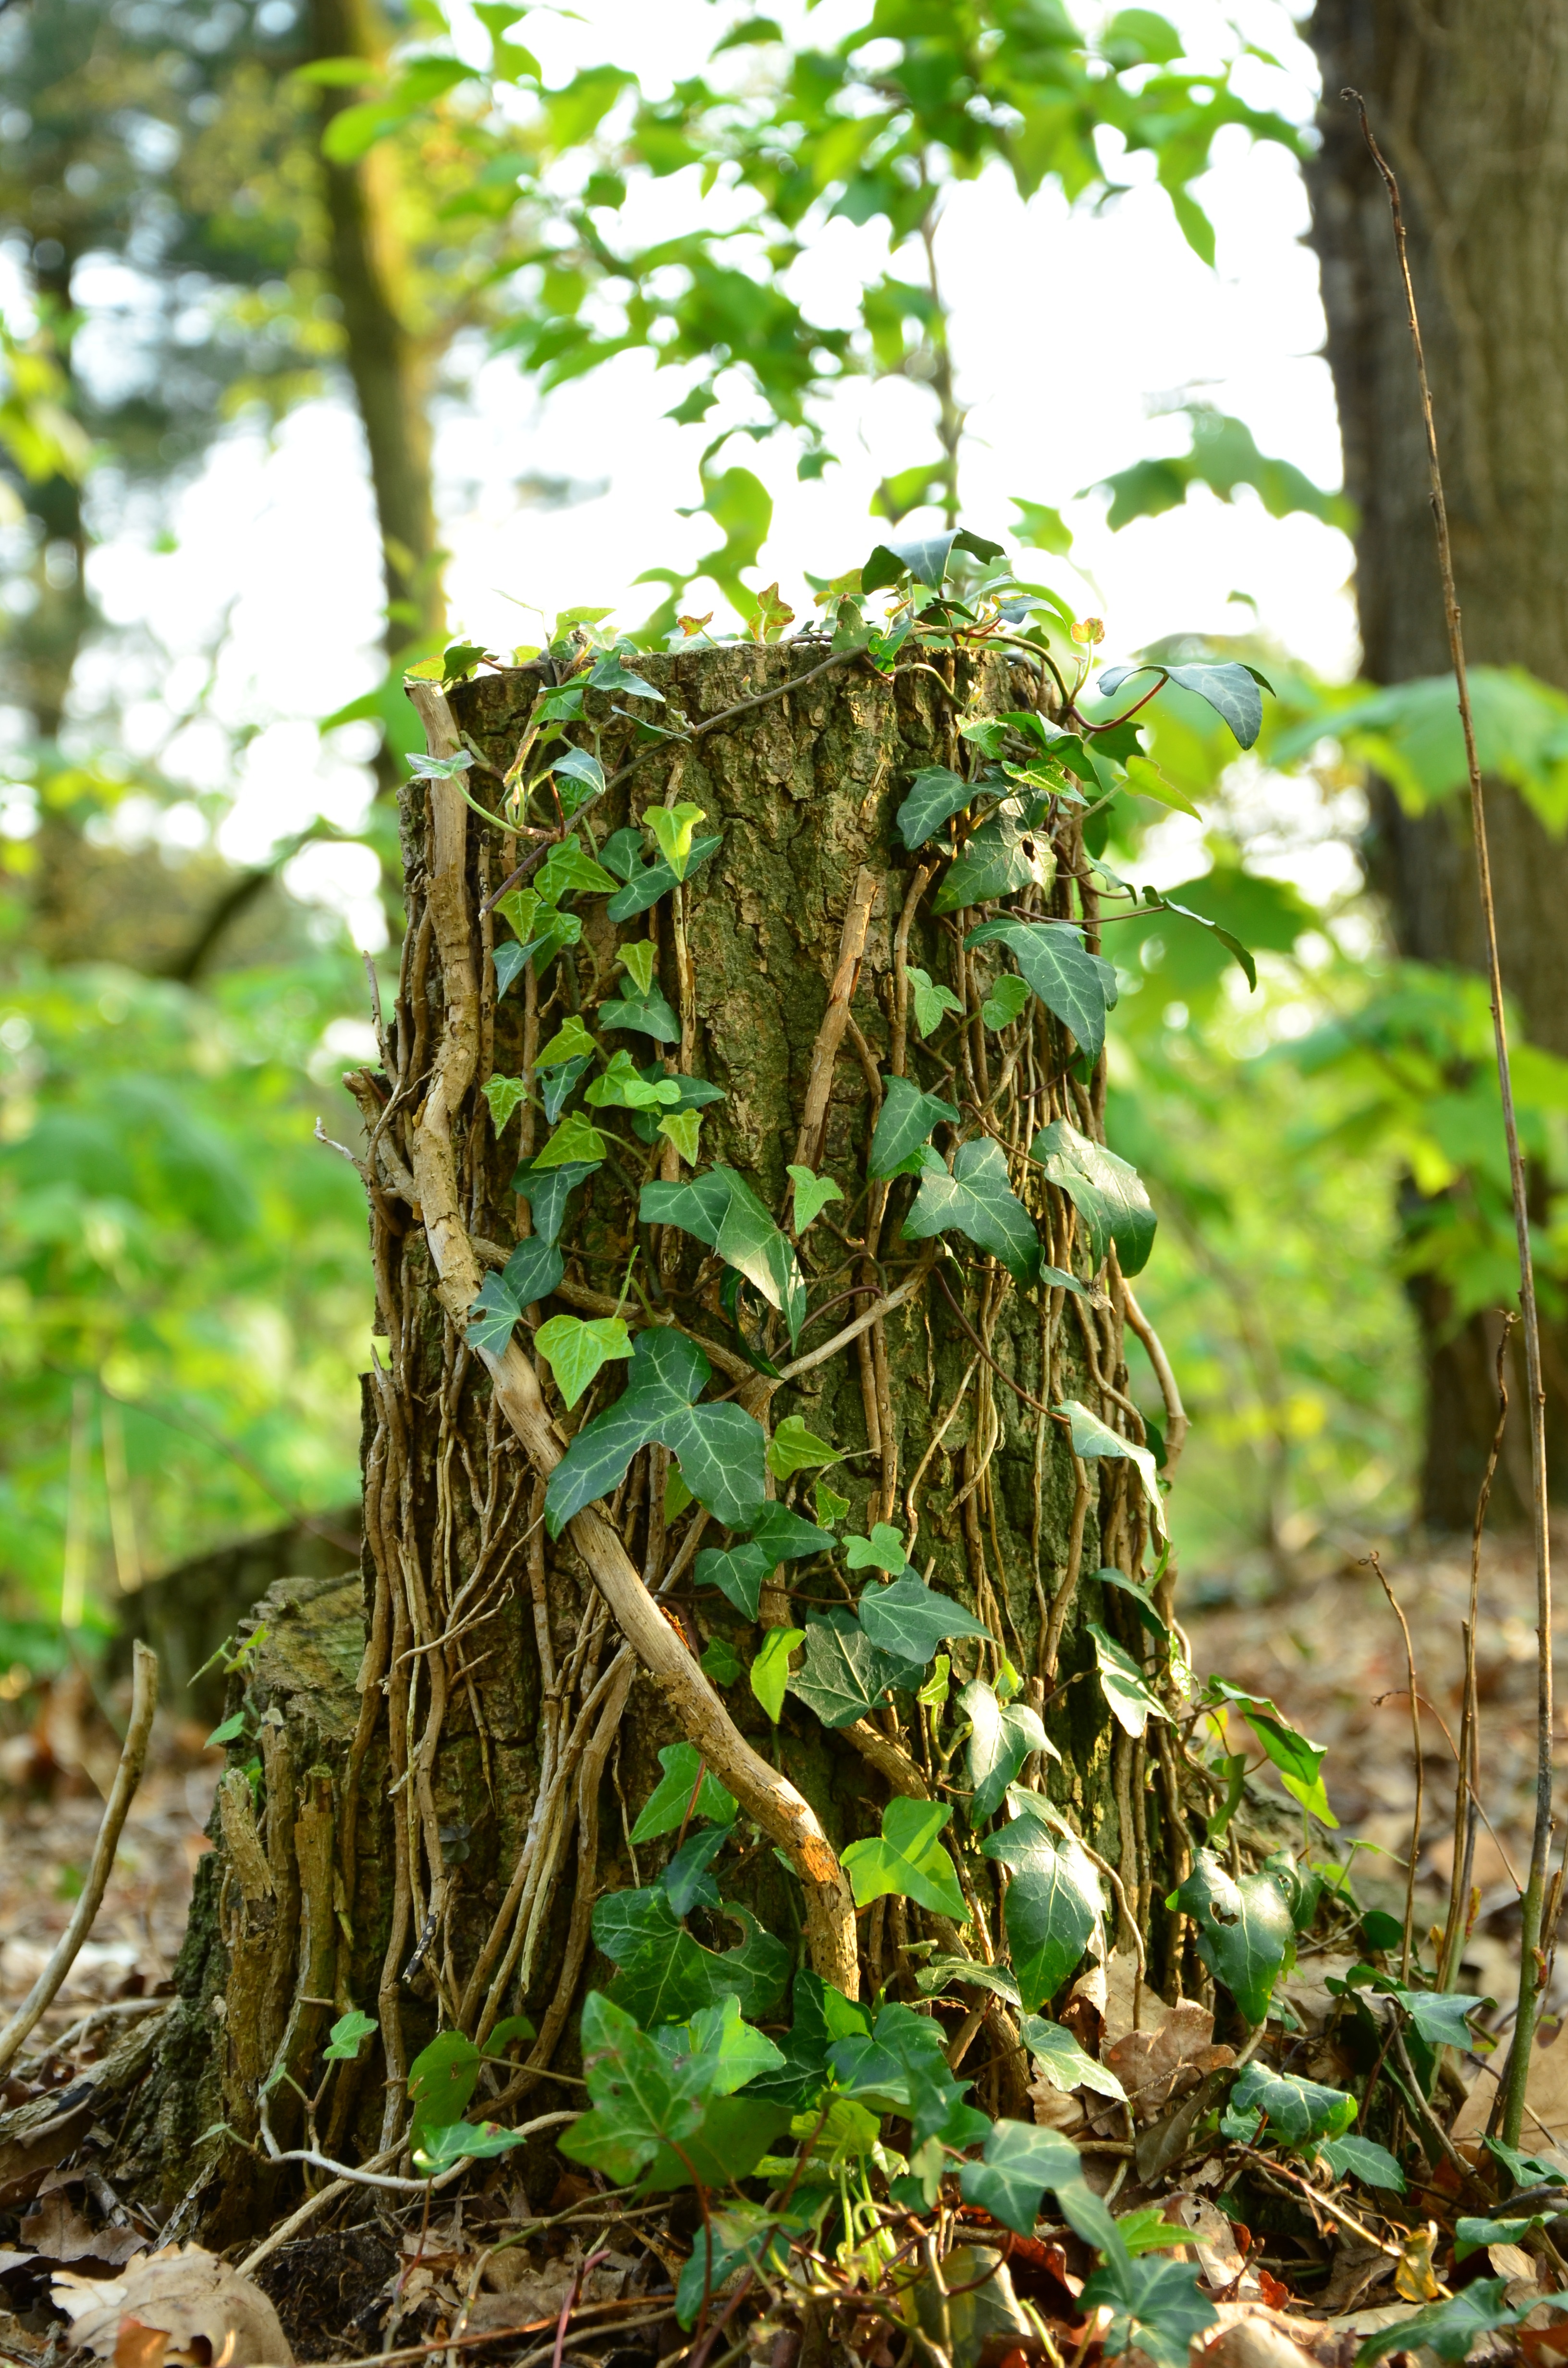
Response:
[0, 1525, 1562, 2364]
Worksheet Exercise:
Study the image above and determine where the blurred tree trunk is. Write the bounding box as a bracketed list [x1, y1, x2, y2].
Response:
[1307, 0, 1568, 1526]
[108, 644, 1178, 2243]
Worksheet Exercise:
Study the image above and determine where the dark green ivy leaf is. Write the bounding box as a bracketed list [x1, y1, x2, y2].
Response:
[787, 1610, 922, 1728]
[511, 1156, 600, 1246]
[1230, 2060, 1356, 2145]
[896, 765, 976, 849]
[1352, 2281, 1524, 2367]
[858, 1575, 991, 1664]
[1174, 1849, 1295, 2026]
[958, 2121, 1082, 2239]
[868, 1074, 961, 1178]
[990, 1819, 1103, 2011]
[1031, 1118, 1156, 1276]
[605, 834, 722, 921]
[967, 917, 1113, 1066]
[695, 1541, 773, 1618]
[642, 1167, 806, 1347]
[901, 1135, 1042, 1284]
[961, 1679, 1051, 1823]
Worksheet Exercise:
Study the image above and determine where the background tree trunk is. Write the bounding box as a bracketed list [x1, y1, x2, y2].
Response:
[110, 643, 1186, 2241]
[1307, 0, 1568, 1526]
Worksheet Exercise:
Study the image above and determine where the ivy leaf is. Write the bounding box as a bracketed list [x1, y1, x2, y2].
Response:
[628, 1069, 725, 1145]
[533, 1313, 632, 1409]
[540, 1013, 601, 1070]
[906, 966, 964, 1036]
[1159, 897, 1258, 991]
[644, 802, 707, 879]
[659, 1109, 702, 1164]
[467, 1271, 523, 1354]
[1382, 1986, 1490, 2051]
[637, 2093, 794, 2194]
[536, 836, 620, 901]
[766, 1413, 837, 1480]
[413, 2119, 532, 2171]
[535, 1110, 609, 1168]
[814, 1478, 850, 1525]
[481, 1074, 527, 1133]
[597, 983, 681, 1042]
[1231, 2060, 1356, 2145]
[960, 1679, 1051, 1822]
[967, 918, 1112, 1067]
[1354, 2283, 1525, 2368]
[1099, 658, 1264, 750]
[1318, 2134, 1406, 2195]
[748, 1501, 835, 1560]
[695, 1542, 773, 1619]
[1021, 2011, 1127, 2103]
[710, 1903, 791, 2020]
[990, 1824, 1102, 2011]
[496, 1239, 560, 1321]
[1097, 1566, 1169, 1639]
[699, 1634, 742, 1687]
[549, 744, 605, 797]
[959, 2121, 1083, 2238]
[981, 974, 1031, 1031]
[1085, 1622, 1169, 1738]
[679, 1995, 788, 2096]
[863, 527, 1002, 592]
[631, 1743, 739, 1842]
[559, 1993, 706, 2183]
[512, 1156, 599, 1246]
[1203, 1678, 1334, 1826]
[605, 834, 722, 921]
[932, 810, 1053, 913]
[844, 1523, 910, 1574]
[750, 1626, 803, 1722]
[915, 1954, 1023, 2008]
[1031, 1120, 1157, 1278]
[859, 1577, 992, 1665]
[662, 1401, 770, 1531]
[1174, 1849, 1295, 2026]
[586, 1048, 682, 1110]
[787, 1612, 921, 1728]
[895, 764, 975, 849]
[407, 2030, 482, 2148]
[540, 1053, 592, 1123]
[1058, 1400, 1165, 1538]
[588, 654, 664, 702]
[642, 1167, 806, 1347]
[786, 1163, 844, 1232]
[619, 941, 657, 994]
[322, 2009, 378, 2064]
[659, 1823, 731, 1917]
[868, 1074, 961, 1178]
[841, 1798, 966, 1919]
[902, 1136, 1042, 1285]
[1080, 2249, 1217, 2368]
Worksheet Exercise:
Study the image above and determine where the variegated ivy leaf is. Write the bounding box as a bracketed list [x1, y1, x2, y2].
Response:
[901, 1136, 1043, 1287]
[481, 1074, 527, 1134]
[533, 1314, 632, 1409]
[645, 802, 706, 879]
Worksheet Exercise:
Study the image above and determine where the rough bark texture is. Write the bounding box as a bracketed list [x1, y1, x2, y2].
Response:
[105, 644, 1185, 2241]
[1308, 0, 1568, 1524]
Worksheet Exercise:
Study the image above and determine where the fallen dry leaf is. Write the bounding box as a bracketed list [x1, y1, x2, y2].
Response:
[19, 2191, 142, 2268]
[1452, 2018, 1568, 2154]
[1200, 2315, 1320, 2368]
[113, 2319, 176, 2368]
[1176, 2196, 1248, 2296]
[53, 2244, 292, 2367]
[1107, 2000, 1235, 2122]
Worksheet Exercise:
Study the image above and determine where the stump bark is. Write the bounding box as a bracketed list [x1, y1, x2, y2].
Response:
[106, 639, 1191, 2240]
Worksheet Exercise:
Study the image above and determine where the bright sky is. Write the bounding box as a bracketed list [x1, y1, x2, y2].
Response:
[75, 0, 1350, 945]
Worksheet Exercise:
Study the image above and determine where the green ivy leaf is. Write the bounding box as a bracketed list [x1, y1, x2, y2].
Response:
[502, 1235, 565, 1309]
[549, 744, 606, 797]
[1085, 1622, 1169, 1738]
[1354, 2282, 1525, 2368]
[659, 1823, 730, 1917]
[931, 809, 1053, 914]
[533, 1313, 632, 1409]
[1080, 2249, 1217, 2368]
[786, 1163, 844, 1232]
[841, 1798, 965, 1918]
[1021, 2011, 1127, 2103]
[748, 1501, 834, 1560]
[537, 1015, 597, 1068]
[958, 2121, 1083, 2238]
[546, 1327, 767, 1534]
[535, 1110, 610, 1168]
[644, 802, 707, 879]
[512, 1156, 600, 1246]
[1031, 1119, 1157, 1277]
[906, 966, 964, 1037]
[559, 1992, 707, 2182]
[695, 1542, 773, 1619]
[844, 1523, 910, 1574]
[868, 1074, 961, 1178]
[605, 835, 722, 921]
[1203, 1678, 1334, 1826]
[597, 983, 681, 1041]
[642, 1167, 806, 1347]
[481, 1074, 527, 1133]
[960, 1679, 1052, 1822]
[766, 1414, 837, 1481]
[1231, 2060, 1356, 2145]
[1058, 1399, 1165, 1537]
[750, 1626, 803, 1723]
[895, 764, 975, 849]
[412, 2119, 532, 2171]
[539, 1056, 591, 1124]
[814, 1478, 850, 1525]
[990, 1822, 1102, 2011]
[1099, 658, 1265, 750]
[902, 1136, 1042, 1285]
[322, 2009, 378, 2065]
[915, 1954, 1022, 2008]
[859, 1576, 992, 1665]
[536, 836, 620, 901]
[588, 654, 665, 702]
[631, 1742, 739, 1842]
[637, 2092, 795, 2194]
[787, 1611, 922, 1728]
[586, 1048, 682, 1110]
[658, 1108, 702, 1164]
[407, 2030, 482, 2149]
[967, 917, 1113, 1066]
[1174, 1849, 1295, 2027]
[1318, 2134, 1406, 2195]
[1382, 1985, 1490, 2051]
[981, 974, 1031, 1031]
[466, 1271, 523, 1355]
[620, 940, 657, 994]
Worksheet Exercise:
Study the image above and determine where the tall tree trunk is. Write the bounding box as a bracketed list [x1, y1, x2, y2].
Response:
[107, 643, 1190, 2241]
[1307, 0, 1568, 1525]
